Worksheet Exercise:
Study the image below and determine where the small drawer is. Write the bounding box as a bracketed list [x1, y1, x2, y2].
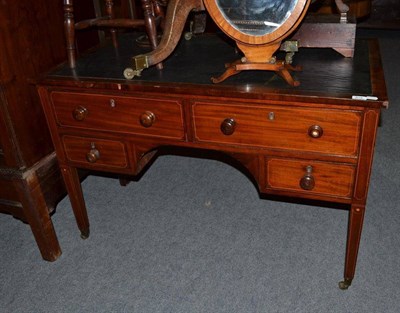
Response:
[265, 158, 355, 199]
[62, 135, 129, 170]
[192, 102, 362, 156]
[51, 92, 185, 140]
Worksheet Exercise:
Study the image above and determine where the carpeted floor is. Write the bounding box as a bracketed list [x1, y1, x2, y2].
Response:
[1, 29, 399, 312]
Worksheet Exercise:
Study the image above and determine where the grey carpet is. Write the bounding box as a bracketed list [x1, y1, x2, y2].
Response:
[1, 29, 399, 312]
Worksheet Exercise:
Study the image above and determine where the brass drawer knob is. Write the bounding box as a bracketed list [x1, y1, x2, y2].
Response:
[220, 118, 236, 135]
[139, 111, 156, 128]
[72, 106, 88, 121]
[86, 143, 100, 163]
[300, 165, 315, 190]
[308, 125, 323, 138]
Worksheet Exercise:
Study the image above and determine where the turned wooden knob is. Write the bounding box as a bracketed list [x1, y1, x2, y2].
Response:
[139, 111, 156, 128]
[308, 125, 323, 138]
[220, 118, 236, 135]
[72, 106, 88, 121]
[300, 165, 315, 190]
[86, 148, 100, 163]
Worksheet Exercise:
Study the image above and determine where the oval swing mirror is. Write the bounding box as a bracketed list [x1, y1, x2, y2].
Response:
[204, 0, 309, 45]
[203, 0, 311, 85]
[216, 0, 299, 37]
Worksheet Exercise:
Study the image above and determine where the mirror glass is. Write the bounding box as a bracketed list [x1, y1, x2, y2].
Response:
[216, 0, 299, 36]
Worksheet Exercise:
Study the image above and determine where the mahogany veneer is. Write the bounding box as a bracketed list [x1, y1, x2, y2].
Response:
[37, 33, 388, 288]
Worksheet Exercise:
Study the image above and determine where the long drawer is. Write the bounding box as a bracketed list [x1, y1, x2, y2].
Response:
[265, 157, 355, 199]
[192, 101, 362, 156]
[51, 92, 185, 140]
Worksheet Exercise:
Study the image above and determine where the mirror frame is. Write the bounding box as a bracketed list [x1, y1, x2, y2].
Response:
[203, 0, 310, 45]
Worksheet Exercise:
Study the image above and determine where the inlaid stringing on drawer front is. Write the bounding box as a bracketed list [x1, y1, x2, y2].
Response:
[265, 158, 356, 199]
[192, 102, 362, 156]
[51, 92, 185, 140]
[62, 135, 129, 169]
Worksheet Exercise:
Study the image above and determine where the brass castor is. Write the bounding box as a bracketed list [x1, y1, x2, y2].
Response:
[338, 279, 352, 290]
[123, 68, 134, 80]
[80, 229, 90, 239]
[184, 31, 193, 41]
[123, 68, 142, 80]
[184, 20, 194, 41]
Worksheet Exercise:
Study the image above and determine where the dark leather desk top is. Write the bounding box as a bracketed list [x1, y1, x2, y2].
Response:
[47, 32, 387, 106]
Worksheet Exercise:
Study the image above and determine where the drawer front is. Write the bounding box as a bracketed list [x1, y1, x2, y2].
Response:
[62, 135, 129, 169]
[192, 102, 361, 156]
[265, 158, 355, 198]
[52, 92, 185, 140]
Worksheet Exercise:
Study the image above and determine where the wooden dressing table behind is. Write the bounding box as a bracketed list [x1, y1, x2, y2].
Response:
[38, 33, 388, 289]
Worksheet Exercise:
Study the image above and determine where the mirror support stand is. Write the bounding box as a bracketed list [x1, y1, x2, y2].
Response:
[211, 41, 302, 86]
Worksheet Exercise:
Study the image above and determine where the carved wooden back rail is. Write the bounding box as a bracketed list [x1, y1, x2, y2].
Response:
[64, 0, 168, 69]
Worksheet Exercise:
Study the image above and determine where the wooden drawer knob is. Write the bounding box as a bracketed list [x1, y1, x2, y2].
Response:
[86, 143, 100, 163]
[139, 111, 156, 128]
[300, 165, 315, 190]
[72, 106, 88, 121]
[220, 118, 236, 135]
[308, 125, 323, 138]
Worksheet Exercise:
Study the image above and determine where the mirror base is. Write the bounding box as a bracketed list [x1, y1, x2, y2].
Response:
[211, 59, 301, 87]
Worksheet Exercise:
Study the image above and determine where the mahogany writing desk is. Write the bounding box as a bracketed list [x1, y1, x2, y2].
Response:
[38, 33, 388, 289]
